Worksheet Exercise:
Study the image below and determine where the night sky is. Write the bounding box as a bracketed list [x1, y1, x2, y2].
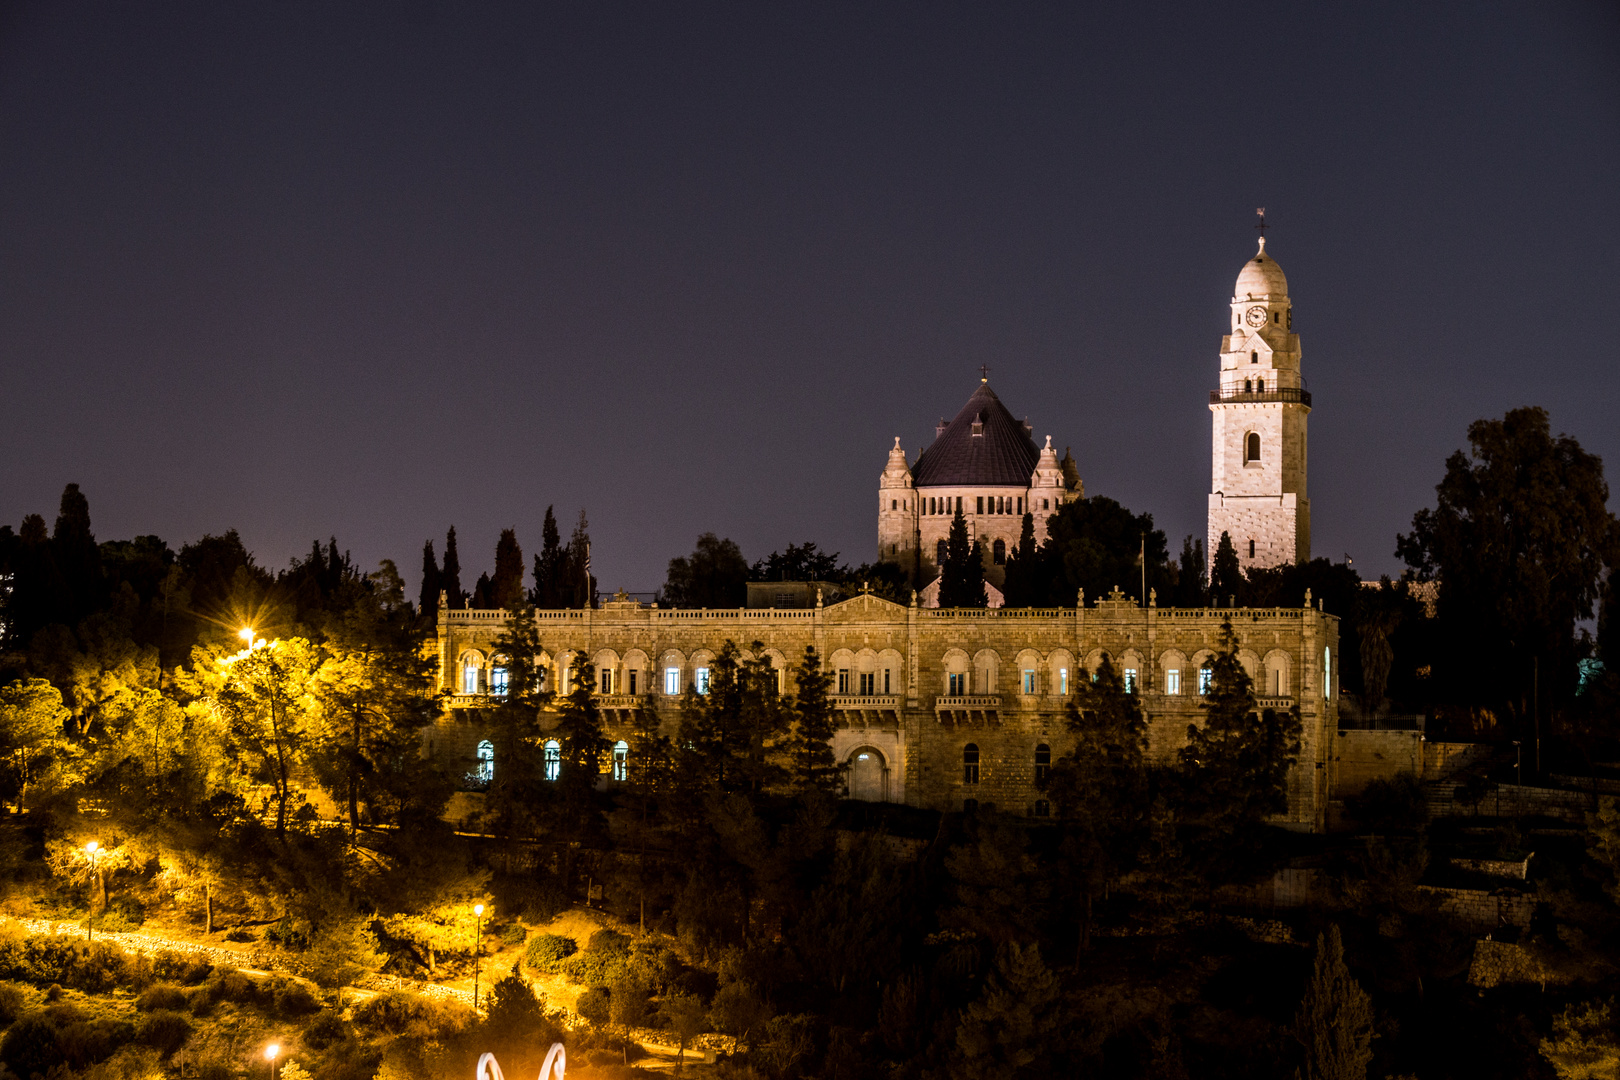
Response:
[2, 2, 1616, 595]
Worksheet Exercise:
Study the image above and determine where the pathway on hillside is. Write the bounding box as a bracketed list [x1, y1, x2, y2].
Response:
[0, 917, 718, 1067]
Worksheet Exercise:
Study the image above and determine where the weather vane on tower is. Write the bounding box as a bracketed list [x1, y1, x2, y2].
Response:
[1255, 207, 1268, 237]
[979, 364, 991, 382]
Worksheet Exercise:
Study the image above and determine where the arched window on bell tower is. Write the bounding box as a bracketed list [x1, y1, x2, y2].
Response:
[1245, 432, 1261, 463]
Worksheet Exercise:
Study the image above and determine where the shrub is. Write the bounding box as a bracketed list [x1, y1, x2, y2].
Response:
[562, 949, 628, 988]
[135, 984, 187, 1012]
[353, 991, 475, 1039]
[576, 986, 611, 1028]
[151, 951, 213, 986]
[44, 983, 62, 1002]
[100, 897, 146, 932]
[1, 1015, 62, 1078]
[265, 917, 309, 951]
[135, 1010, 193, 1055]
[302, 1009, 347, 1050]
[0, 982, 24, 1025]
[199, 970, 255, 1007]
[500, 923, 527, 947]
[271, 979, 321, 1018]
[225, 927, 257, 943]
[524, 934, 577, 973]
[586, 929, 631, 956]
[55, 1017, 133, 1072]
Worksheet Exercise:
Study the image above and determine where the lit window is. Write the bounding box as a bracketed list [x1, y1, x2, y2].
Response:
[476, 740, 494, 783]
[1022, 669, 1036, 694]
[1199, 665, 1213, 695]
[1034, 743, 1050, 783]
[859, 672, 875, 695]
[1058, 668, 1069, 694]
[462, 662, 480, 695]
[695, 668, 711, 695]
[963, 743, 980, 785]
[599, 668, 613, 695]
[543, 740, 560, 782]
[612, 740, 628, 781]
[838, 669, 850, 694]
[1124, 668, 1137, 693]
[1324, 647, 1332, 699]
[948, 672, 966, 696]
[1166, 669, 1181, 695]
[664, 667, 681, 695]
[490, 665, 508, 696]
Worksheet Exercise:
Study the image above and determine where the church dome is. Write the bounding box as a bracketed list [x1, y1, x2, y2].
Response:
[1234, 238, 1288, 300]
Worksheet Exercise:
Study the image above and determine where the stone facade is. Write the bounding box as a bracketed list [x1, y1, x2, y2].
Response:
[433, 590, 1342, 831]
[1208, 237, 1311, 570]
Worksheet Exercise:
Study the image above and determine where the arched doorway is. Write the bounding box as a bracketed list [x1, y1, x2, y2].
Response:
[847, 748, 888, 802]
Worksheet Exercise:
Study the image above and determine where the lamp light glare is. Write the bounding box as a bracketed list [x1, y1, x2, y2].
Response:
[266, 1044, 279, 1061]
[474, 904, 485, 917]
[85, 841, 98, 854]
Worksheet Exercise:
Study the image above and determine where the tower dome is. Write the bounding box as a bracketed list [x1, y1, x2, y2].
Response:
[1233, 237, 1289, 301]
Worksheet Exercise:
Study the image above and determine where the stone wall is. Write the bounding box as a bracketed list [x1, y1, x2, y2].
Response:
[434, 592, 1342, 830]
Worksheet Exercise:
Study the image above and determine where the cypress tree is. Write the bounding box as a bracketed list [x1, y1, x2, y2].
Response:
[492, 528, 524, 610]
[51, 483, 101, 623]
[1002, 512, 1039, 607]
[1292, 925, 1374, 1080]
[1176, 535, 1208, 607]
[441, 527, 464, 609]
[531, 506, 563, 607]
[788, 645, 838, 793]
[1210, 530, 1242, 605]
[562, 510, 594, 609]
[418, 540, 440, 619]
[939, 509, 982, 607]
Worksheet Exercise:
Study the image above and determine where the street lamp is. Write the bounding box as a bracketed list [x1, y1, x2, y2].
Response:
[84, 842, 101, 941]
[239, 627, 256, 650]
[265, 1043, 279, 1080]
[472, 904, 485, 1009]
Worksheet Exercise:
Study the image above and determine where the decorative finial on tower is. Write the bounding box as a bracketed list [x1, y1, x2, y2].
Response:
[979, 364, 990, 383]
[1044, 435, 1052, 449]
[1304, 587, 1312, 608]
[893, 436, 901, 449]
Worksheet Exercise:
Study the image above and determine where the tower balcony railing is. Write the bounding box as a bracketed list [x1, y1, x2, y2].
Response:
[1209, 386, 1311, 406]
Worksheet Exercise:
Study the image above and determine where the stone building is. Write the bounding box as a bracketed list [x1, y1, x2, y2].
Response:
[430, 232, 1341, 829]
[434, 589, 1340, 830]
[878, 381, 1083, 591]
[1208, 236, 1311, 570]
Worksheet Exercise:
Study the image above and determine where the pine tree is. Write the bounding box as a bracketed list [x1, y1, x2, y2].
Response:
[1210, 530, 1242, 605]
[418, 540, 440, 620]
[1292, 925, 1374, 1080]
[441, 527, 464, 609]
[51, 482, 101, 623]
[952, 941, 1063, 1080]
[1177, 619, 1302, 851]
[1045, 654, 1148, 954]
[966, 538, 987, 607]
[471, 572, 493, 609]
[562, 510, 594, 609]
[492, 528, 524, 610]
[788, 645, 838, 793]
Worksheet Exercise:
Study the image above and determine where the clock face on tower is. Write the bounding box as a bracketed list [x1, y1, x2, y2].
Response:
[1245, 305, 1267, 328]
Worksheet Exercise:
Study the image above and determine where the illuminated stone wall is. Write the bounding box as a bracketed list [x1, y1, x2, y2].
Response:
[432, 590, 1342, 832]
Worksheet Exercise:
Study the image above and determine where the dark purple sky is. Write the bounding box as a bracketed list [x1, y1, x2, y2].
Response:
[2, 2, 1617, 594]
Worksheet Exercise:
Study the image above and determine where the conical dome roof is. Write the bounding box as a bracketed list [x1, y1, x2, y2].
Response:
[1234, 237, 1288, 300]
[912, 382, 1040, 487]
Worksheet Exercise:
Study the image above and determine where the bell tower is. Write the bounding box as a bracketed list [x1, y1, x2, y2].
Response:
[1207, 224, 1311, 570]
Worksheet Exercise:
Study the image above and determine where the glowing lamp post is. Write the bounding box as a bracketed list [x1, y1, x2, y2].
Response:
[239, 627, 256, 650]
[265, 1043, 279, 1080]
[473, 904, 485, 1008]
